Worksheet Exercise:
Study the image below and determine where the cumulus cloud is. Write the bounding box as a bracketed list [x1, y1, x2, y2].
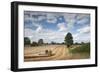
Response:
[73, 25, 90, 43]
[76, 18, 89, 25]
[76, 14, 90, 20]
[62, 13, 77, 30]
[46, 13, 57, 23]
[73, 33, 90, 43]
[24, 27, 67, 43]
[25, 11, 57, 24]
[57, 22, 67, 32]
[36, 26, 43, 32]
[24, 28, 34, 37]
[62, 13, 90, 31]
[77, 25, 90, 34]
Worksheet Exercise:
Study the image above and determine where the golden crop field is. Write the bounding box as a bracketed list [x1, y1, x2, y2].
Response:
[24, 45, 90, 62]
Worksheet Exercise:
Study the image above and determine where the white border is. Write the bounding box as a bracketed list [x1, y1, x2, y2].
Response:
[18, 5, 95, 68]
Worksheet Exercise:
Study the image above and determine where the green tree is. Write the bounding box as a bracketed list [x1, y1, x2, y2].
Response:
[38, 39, 44, 45]
[81, 42, 84, 45]
[51, 41, 56, 45]
[24, 37, 30, 46]
[64, 32, 73, 47]
[75, 42, 79, 45]
[61, 42, 65, 45]
[31, 42, 38, 46]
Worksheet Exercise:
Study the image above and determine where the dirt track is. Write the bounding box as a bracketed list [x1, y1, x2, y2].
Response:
[24, 45, 70, 62]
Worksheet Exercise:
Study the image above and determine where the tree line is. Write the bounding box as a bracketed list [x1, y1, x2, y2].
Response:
[24, 32, 88, 47]
[24, 37, 65, 46]
[24, 37, 44, 46]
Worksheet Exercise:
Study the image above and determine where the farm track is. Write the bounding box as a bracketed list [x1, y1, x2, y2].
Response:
[24, 45, 70, 61]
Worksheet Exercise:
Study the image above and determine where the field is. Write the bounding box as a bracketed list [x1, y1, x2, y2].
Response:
[24, 44, 90, 62]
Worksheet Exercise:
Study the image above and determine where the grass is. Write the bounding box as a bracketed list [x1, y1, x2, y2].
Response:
[68, 43, 90, 59]
[69, 43, 90, 54]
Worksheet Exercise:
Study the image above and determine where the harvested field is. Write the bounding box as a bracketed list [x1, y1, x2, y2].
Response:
[24, 45, 90, 62]
[24, 45, 69, 61]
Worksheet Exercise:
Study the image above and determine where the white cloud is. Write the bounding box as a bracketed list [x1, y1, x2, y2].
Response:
[57, 22, 67, 32]
[76, 14, 90, 20]
[67, 19, 76, 30]
[24, 27, 67, 43]
[63, 13, 76, 20]
[73, 33, 90, 43]
[63, 13, 90, 30]
[36, 26, 43, 32]
[77, 25, 90, 34]
[24, 28, 36, 43]
[63, 13, 76, 30]
[24, 28, 34, 37]
[25, 11, 46, 23]
[76, 18, 89, 25]
[25, 11, 58, 24]
[46, 13, 57, 23]
[45, 31, 66, 43]
[73, 26, 90, 43]
[38, 16, 46, 21]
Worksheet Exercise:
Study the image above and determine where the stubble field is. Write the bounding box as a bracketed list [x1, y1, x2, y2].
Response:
[24, 45, 90, 62]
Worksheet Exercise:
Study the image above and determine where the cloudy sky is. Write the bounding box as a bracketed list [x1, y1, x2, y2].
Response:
[24, 11, 90, 43]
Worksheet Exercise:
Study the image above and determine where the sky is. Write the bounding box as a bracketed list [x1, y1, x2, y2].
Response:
[24, 11, 90, 43]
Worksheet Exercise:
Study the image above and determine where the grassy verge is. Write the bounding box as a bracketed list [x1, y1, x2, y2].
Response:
[68, 43, 90, 59]
[70, 43, 90, 54]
